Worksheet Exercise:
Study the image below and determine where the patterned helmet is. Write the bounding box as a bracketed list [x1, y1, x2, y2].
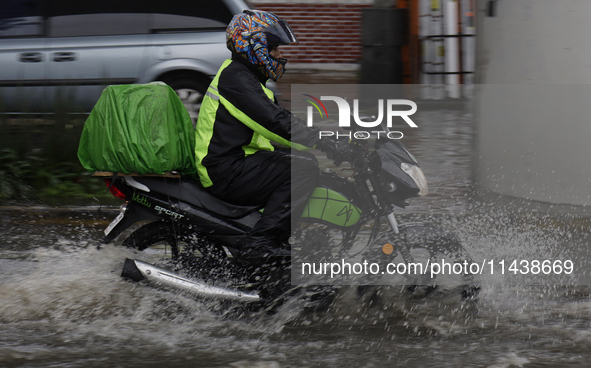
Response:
[226, 10, 298, 81]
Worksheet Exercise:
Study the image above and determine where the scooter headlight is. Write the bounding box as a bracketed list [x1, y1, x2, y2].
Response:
[401, 163, 429, 196]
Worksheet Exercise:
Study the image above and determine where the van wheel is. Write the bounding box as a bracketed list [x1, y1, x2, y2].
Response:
[162, 75, 210, 126]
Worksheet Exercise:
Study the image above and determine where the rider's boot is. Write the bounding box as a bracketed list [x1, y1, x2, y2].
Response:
[239, 235, 291, 262]
[237, 233, 291, 299]
[237, 220, 292, 290]
[238, 218, 290, 261]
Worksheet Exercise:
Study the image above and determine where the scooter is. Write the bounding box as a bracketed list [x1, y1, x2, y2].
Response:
[99, 123, 479, 306]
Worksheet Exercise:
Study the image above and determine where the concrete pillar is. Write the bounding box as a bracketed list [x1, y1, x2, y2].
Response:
[474, 0, 591, 206]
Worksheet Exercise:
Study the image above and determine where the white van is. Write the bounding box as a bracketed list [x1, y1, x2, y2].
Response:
[0, 0, 249, 121]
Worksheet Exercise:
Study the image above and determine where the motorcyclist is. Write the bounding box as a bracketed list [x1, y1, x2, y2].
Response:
[194, 10, 343, 264]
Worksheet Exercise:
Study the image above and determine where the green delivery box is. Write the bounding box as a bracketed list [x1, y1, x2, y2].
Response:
[78, 82, 196, 175]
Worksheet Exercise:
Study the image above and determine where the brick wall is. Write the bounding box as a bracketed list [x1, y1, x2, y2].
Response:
[251, 1, 372, 64]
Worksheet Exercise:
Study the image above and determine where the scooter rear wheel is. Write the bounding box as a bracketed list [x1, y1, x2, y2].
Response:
[121, 221, 232, 278]
[122, 221, 184, 262]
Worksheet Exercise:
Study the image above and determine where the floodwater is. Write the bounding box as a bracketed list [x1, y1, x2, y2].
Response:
[3, 97, 591, 367]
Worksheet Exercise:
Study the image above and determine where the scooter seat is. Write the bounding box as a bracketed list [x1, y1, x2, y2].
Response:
[134, 176, 261, 219]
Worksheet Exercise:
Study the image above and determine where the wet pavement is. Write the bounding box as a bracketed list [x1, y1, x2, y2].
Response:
[2, 70, 591, 367]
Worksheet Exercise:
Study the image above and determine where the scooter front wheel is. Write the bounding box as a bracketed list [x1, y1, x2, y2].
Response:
[377, 225, 480, 300]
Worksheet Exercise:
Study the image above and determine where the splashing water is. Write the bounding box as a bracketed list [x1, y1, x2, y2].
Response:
[2, 110, 591, 367]
[1, 216, 591, 368]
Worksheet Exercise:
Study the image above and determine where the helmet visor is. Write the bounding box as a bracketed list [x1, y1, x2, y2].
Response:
[264, 19, 298, 46]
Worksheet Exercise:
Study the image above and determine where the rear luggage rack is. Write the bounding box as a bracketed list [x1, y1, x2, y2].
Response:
[92, 171, 181, 178]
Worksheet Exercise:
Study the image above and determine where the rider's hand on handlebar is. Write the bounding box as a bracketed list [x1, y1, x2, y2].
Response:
[316, 137, 350, 165]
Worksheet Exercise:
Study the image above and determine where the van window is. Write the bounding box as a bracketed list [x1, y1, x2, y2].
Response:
[49, 14, 150, 37]
[45, 0, 234, 25]
[0, 0, 43, 37]
[45, 0, 233, 37]
[144, 1, 234, 25]
[46, 0, 148, 18]
[152, 14, 227, 33]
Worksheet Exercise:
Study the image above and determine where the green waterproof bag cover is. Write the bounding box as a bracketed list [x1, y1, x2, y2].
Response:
[77, 82, 196, 175]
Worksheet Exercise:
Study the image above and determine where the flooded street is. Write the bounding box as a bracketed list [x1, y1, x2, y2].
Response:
[2, 106, 591, 367]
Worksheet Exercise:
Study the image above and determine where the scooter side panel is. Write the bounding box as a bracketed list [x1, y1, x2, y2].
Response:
[300, 187, 363, 227]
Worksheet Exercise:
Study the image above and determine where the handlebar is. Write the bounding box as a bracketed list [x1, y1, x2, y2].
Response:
[329, 140, 368, 168]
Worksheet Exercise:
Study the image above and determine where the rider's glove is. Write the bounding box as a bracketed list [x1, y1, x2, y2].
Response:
[316, 137, 350, 161]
